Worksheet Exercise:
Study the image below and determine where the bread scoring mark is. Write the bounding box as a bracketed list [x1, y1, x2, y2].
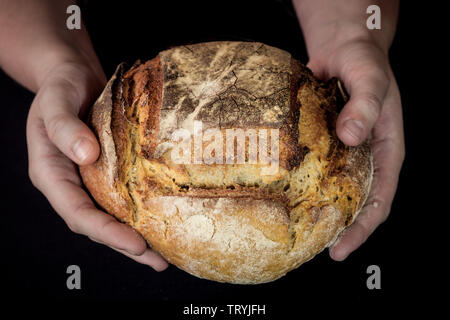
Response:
[94, 66, 121, 186]
[158, 42, 292, 139]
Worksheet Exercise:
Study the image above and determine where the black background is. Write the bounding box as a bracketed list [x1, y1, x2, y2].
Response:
[0, 0, 440, 313]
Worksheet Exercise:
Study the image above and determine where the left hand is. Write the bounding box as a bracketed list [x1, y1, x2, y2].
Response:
[307, 37, 405, 260]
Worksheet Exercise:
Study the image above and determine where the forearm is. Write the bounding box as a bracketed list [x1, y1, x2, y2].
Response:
[293, 0, 399, 56]
[0, 0, 102, 92]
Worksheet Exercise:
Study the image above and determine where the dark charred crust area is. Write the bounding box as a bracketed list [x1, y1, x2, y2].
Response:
[105, 64, 140, 220]
[322, 78, 340, 137]
[143, 176, 289, 204]
[108, 59, 165, 223]
[121, 57, 163, 159]
[109, 65, 130, 181]
[322, 79, 346, 167]
[285, 58, 306, 170]
[88, 64, 124, 164]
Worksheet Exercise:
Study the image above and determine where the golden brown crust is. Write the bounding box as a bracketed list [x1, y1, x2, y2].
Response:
[79, 65, 132, 223]
[79, 41, 372, 284]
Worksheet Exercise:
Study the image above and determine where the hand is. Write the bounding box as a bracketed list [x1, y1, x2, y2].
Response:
[26, 61, 169, 271]
[307, 37, 405, 261]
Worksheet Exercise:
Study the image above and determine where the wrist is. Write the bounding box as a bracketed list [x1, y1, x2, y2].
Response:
[36, 45, 104, 91]
[36, 49, 106, 118]
[306, 22, 391, 60]
[294, 0, 398, 60]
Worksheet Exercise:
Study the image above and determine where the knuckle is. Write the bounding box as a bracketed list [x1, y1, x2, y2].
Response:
[360, 93, 382, 121]
[350, 60, 388, 82]
[365, 64, 389, 81]
[97, 218, 115, 241]
[66, 201, 95, 236]
[345, 61, 390, 90]
[98, 218, 125, 248]
[355, 221, 371, 245]
[372, 66, 391, 91]
[46, 113, 72, 142]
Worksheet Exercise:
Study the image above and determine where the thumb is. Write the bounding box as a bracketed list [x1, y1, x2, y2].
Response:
[336, 65, 390, 146]
[37, 71, 100, 165]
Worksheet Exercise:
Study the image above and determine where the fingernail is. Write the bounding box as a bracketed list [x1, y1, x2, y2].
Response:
[343, 119, 364, 143]
[72, 138, 92, 162]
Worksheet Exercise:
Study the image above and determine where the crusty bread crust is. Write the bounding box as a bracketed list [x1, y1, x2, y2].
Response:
[80, 42, 372, 284]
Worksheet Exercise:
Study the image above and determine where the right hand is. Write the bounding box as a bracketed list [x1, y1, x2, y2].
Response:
[26, 61, 168, 271]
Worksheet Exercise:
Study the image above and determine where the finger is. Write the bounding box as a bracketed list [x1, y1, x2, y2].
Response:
[27, 115, 147, 256]
[330, 76, 404, 261]
[50, 180, 148, 256]
[110, 247, 169, 272]
[37, 68, 101, 165]
[89, 237, 168, 271]
[337, 63, 390, 146]
[52, 182, 148, 257]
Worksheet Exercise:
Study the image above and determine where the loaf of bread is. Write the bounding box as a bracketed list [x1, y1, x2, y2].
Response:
[80, 41, 372, 284]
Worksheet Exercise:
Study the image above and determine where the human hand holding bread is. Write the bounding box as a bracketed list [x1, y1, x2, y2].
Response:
[0, 0, 404, 281]
[0, 0, 168, 271]
[293, 0, 404, 261]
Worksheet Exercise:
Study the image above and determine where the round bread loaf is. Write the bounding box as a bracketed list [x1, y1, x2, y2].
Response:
[80, 41, 372, 284]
